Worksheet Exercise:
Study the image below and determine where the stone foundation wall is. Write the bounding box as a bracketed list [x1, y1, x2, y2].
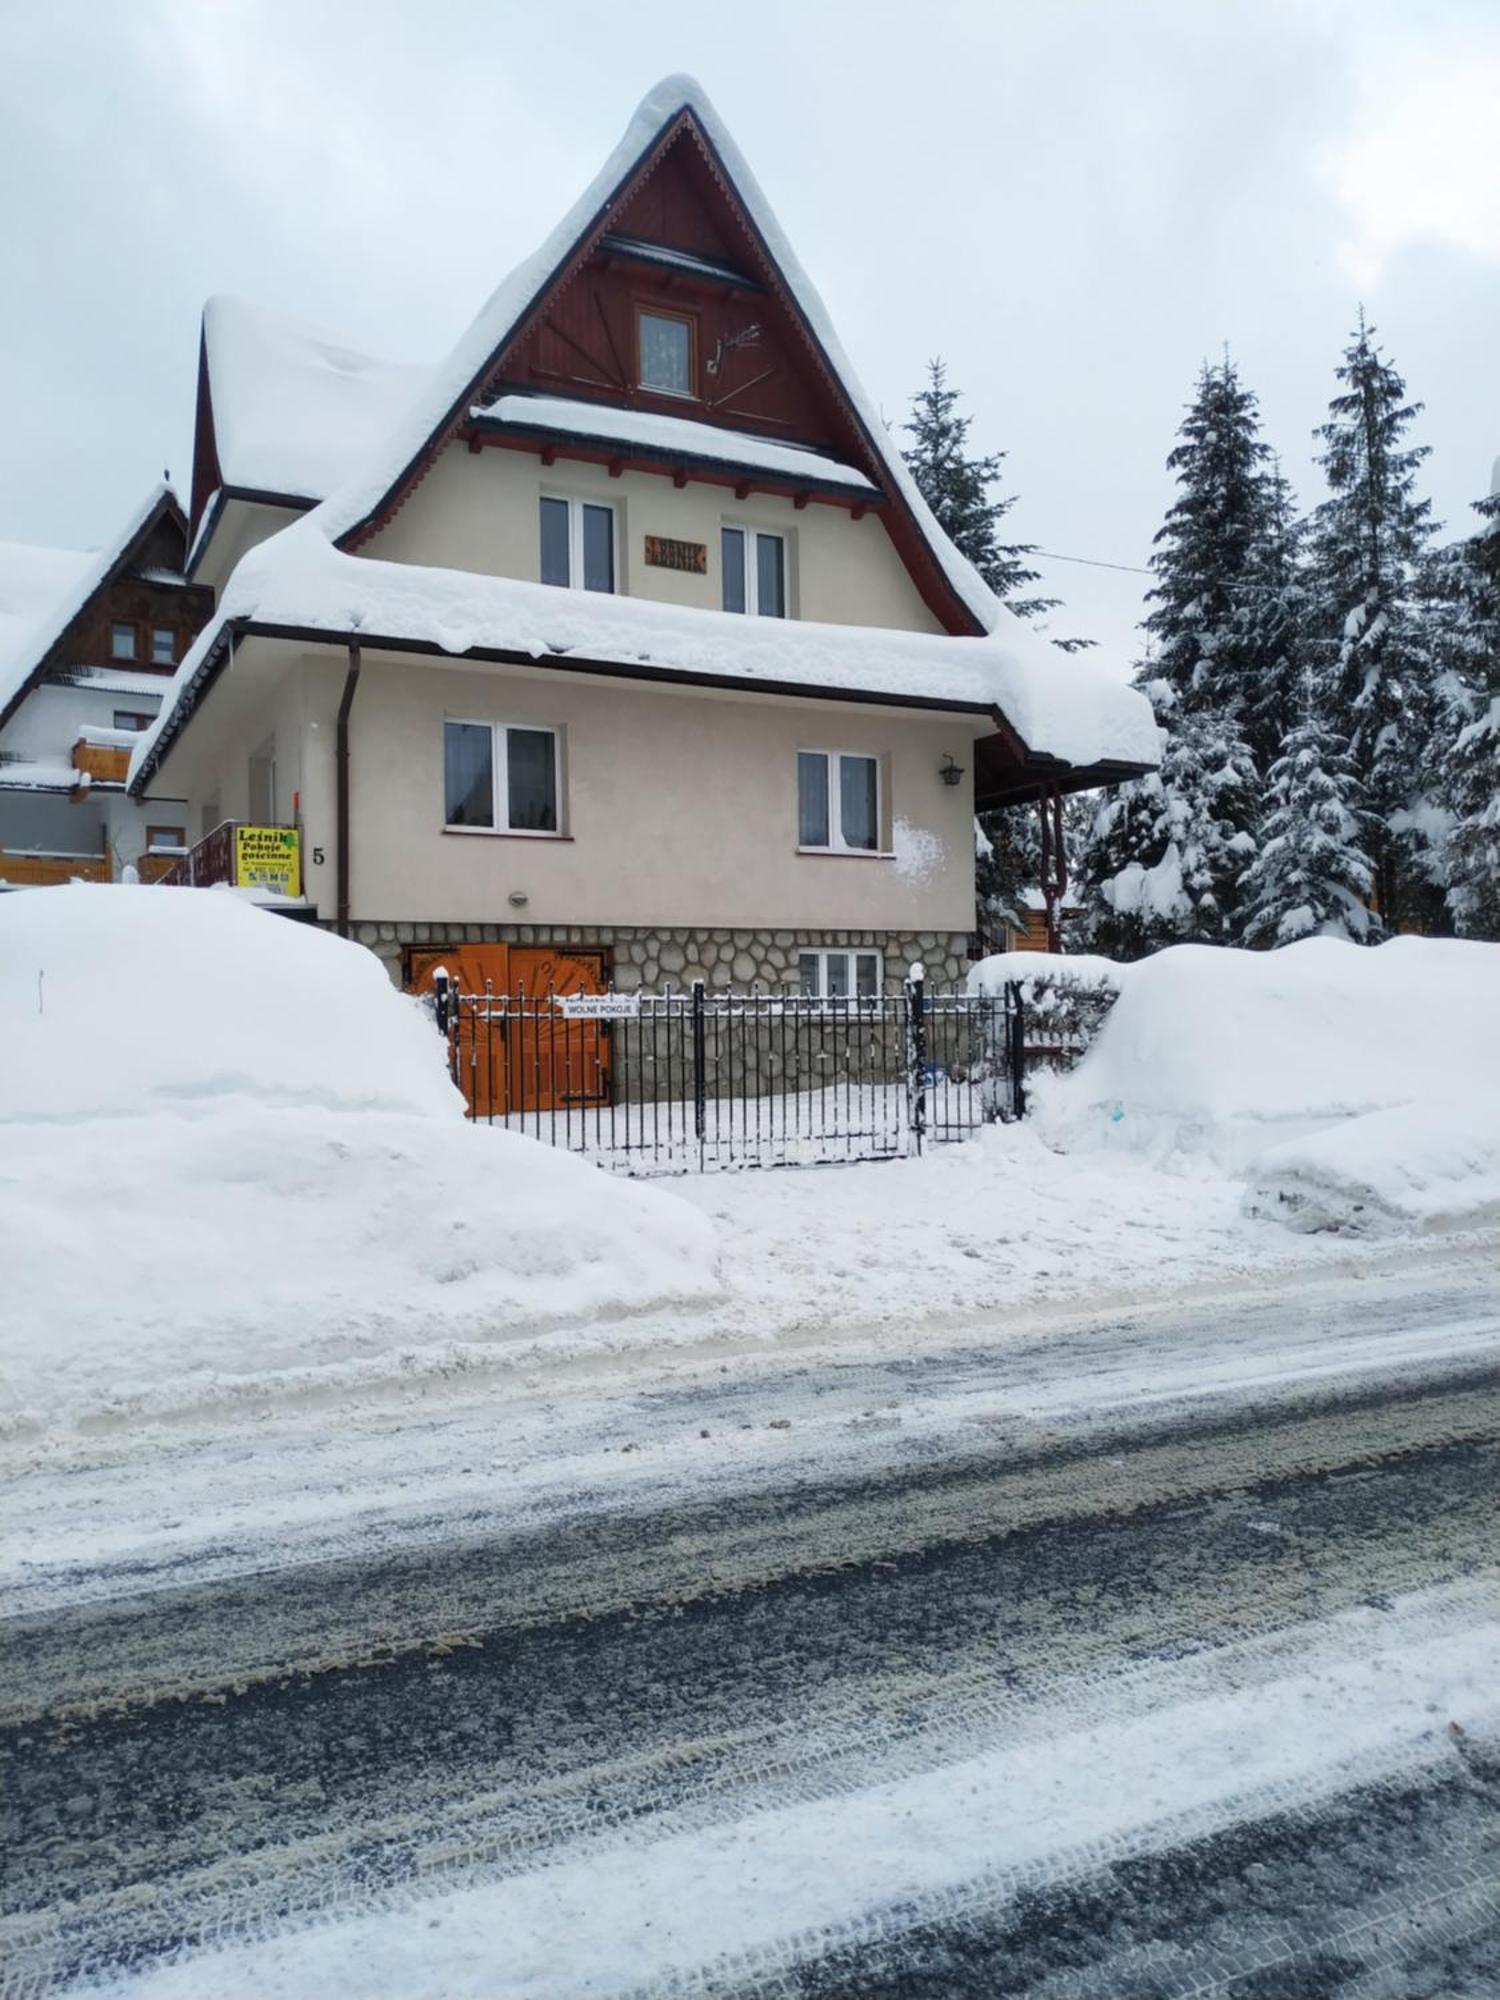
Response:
[351, 921, 974, 992]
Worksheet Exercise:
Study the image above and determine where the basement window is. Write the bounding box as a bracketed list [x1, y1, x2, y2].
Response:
[799, 949, 882, 1000]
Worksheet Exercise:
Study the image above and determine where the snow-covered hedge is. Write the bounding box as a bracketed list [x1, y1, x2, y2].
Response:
[0, 886, 718, 1432]
[966, 950, 1123, 1070]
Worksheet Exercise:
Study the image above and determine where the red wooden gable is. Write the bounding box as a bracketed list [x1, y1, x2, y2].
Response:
[493, 132, 853, 457]
[347, 110, 985, 636]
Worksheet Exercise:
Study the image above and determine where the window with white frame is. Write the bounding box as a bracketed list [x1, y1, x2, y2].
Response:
[150, 627, 175, 665]
[722, 526, 785, 617]
[444, 719, 561, 834]
[539, 496, 615, 593]
[799, 949, 882, 1000]
[638, 309, 695, 397]
[110, 622, 138, 660]
[797, 749, 881, 851]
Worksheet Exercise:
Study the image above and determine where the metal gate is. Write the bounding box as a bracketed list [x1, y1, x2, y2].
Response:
[431, 970, 1024, 1175]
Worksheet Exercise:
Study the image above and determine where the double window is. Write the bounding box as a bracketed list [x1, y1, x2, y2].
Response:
[722, 527, 786, 617]
[797, 750, 881, 852]
[445, 720, 560, 834]
[799, 949, 882, 1000]
[638, 309, 695, 398]
[113, 709, 154, 732]
[540, 496, 615, 593]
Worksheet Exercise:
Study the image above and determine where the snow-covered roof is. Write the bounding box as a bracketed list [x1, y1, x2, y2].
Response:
[0, 539, 94, 709]
[129, 521, 1161, 793]
[0, 484, 177, 724]
[472, 394, 877, 493]
[305, 74, 1003, 633]
[202, 295, 430, 500]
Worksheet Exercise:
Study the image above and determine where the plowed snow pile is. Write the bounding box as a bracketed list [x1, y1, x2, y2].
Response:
[1021, 937, 1500, 1232]
[0, 886, 717, 1433]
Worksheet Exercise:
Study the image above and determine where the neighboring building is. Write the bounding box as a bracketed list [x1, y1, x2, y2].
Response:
[127, 74, 1158, 1007]
[0, 488, 213, 887]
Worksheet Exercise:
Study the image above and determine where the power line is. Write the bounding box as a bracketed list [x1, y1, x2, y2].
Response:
[1032, 549, 1154, 576]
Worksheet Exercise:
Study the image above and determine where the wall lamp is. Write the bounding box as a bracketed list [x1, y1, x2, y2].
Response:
[939, 754, 965, 787]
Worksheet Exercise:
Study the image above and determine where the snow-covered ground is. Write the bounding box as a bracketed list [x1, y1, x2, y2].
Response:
[0, 886, 716, 1436]
[2, 890, 1497, 1444]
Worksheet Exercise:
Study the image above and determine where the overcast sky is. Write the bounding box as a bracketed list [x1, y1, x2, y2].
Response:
[2, 0, 1496, 671]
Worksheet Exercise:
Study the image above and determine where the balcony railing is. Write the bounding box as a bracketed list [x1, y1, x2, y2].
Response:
[156, 821, 302, 898]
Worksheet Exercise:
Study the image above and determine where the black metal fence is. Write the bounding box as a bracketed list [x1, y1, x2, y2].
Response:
[431, 972, 1024, 1175]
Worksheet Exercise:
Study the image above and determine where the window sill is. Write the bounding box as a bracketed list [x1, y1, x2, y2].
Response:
[442, 826, 574, 841]
[796, 845, 894, 860]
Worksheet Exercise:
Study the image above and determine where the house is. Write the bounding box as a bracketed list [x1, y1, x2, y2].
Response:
[127, 74, 1158, 1010]
[0, 488, 213, 887]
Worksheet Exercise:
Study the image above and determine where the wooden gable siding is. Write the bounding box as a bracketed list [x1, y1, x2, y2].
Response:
[58, 573, 212, 676]
[498, 135, 849, 455]
[189, 328, 223, 539]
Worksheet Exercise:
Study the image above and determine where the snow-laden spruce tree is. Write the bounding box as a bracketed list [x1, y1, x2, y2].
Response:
[1308, 314, 1440, 931]
[1241, 672, 1377, 945]
[1238, 461, 1312, 775]
[902, 359, 1066, 936]
[1080, 684, 1260, 956]
[1078, 359, 1274, 951]
[903, 358, 1055, 619]
[1431, 479, 1500, 937]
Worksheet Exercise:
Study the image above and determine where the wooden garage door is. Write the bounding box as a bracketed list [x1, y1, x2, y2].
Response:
[406, 944, 611, 1118]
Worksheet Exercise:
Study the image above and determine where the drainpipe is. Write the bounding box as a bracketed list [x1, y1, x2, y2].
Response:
[335, 642, 361, 937]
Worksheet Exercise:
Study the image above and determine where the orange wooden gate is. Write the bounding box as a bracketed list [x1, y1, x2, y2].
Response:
[406, 944, 611, 1118]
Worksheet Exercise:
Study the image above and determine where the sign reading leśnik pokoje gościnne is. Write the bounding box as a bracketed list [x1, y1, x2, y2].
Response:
[233, 825, 302, 898]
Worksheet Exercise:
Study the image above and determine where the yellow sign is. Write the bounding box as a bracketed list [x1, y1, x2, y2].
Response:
[234, 825, 302, 898]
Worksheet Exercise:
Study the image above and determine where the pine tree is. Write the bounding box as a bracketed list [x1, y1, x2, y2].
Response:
[1078, 358, 1274, 949]
[902, 358, 1055, 617]
[1308, 313, 1440, 931]
[1238, 462, 1311, 775]
[902, 358, 1066, 939]
[1078, 684, 1260, 956]
[1241, 676, 1377, 946]
[1144, 358, 1273, 728]
[1434, 482, 1500, 937]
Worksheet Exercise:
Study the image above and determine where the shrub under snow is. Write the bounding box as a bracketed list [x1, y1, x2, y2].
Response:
[0, 885, 718, 1432]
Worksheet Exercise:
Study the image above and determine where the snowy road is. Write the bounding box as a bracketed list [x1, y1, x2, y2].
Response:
[3, 1255, 1497, 1997]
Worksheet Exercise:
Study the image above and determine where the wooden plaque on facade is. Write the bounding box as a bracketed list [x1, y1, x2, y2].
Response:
[644, 534, 708, 574]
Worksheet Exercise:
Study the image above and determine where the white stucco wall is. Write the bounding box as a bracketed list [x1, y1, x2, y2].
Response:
[366, 444, 944, 635]
[336, 652, 981, 931]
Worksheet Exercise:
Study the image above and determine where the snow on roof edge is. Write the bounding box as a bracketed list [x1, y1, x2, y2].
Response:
[128, 521, 1160, 795]
[0, 483, 179, 724]
[299, 75, 1004, 632]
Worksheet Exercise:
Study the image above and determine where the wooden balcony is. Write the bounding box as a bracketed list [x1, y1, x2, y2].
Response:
[71, 739, 132, 784]
[0, 846, 112, 887]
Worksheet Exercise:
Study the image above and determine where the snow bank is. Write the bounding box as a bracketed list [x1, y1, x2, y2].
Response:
[968, 949, 1126, 997]
[1247, 1098, 1500, 1235]
[0, 887, 717, 1432]
[1035, 936, 1500, 1232]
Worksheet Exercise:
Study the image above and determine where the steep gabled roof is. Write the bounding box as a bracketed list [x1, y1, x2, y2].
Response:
[0, 485, 183, 730]
[308, 74, 1003, 635]
[194, 296, 430, 512]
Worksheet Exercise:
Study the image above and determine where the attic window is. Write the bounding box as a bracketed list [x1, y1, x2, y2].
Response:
[110, 623, 138, 661]
[638, 310, 695, 398]
[151, 628, 175, 665]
